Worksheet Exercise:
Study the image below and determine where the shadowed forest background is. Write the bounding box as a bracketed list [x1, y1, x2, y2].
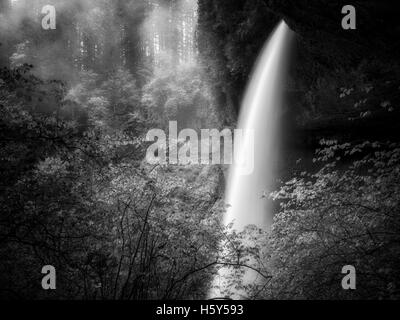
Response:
[0, 0, 400, 300]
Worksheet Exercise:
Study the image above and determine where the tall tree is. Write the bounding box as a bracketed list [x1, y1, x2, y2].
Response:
[0, 0, 11, 68]
[119, 0, 148, 83]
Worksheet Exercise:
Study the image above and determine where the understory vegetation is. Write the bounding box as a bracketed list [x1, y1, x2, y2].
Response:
[2, 63, 399, 300]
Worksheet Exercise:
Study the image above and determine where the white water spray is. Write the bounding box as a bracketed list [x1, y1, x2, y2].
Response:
[210, 20, 293, 299]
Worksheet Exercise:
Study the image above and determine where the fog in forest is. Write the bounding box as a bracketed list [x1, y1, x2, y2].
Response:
[1, 0, 400, 301]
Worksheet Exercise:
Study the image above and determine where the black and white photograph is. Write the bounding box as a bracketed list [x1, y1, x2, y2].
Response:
[0, 0, 399, 311]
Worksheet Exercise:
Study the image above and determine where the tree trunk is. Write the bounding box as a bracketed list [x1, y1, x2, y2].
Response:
[0, 0, 11, 68]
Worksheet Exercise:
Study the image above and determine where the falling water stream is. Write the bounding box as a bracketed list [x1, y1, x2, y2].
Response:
[210, 20, 293, 299]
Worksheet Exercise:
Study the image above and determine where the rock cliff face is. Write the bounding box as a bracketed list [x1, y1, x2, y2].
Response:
[198, 0, 400, 146]
[280, 1, 400, 146]
[269, 0, 400, 67]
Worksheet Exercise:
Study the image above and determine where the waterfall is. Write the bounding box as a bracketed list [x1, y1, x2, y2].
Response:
[210, 20, 293, 299]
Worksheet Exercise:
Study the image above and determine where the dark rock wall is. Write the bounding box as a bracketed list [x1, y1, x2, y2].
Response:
[198, 0, 400, 146]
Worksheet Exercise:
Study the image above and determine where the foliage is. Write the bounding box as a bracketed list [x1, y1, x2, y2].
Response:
[142, 59, 220, 130]
[2, 0, 400, 301]
[0, 66, 249, 299]
[65, 68, 146, 135]
[265, 140, 400, 299]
